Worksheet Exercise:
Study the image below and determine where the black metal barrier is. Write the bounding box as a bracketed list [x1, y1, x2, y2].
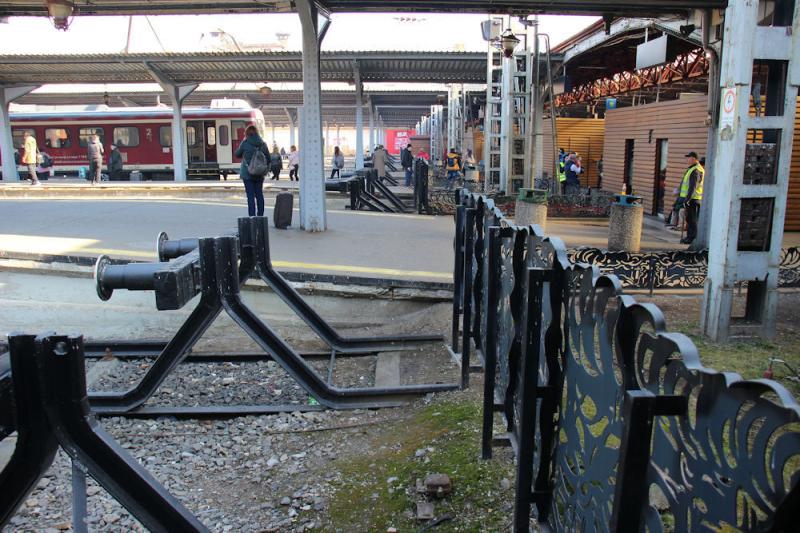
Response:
[84, 216, 456, 417]
[347, 169, 413, 214]
[413, 159, 430, 215]
[451, 190, 800, 532]
[0, 335, 209, 532]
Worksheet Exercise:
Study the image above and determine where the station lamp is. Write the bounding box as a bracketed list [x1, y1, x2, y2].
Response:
[498, 29, 520, 58]
[259, 84, 273, 96]
[46, 0, 75, 31]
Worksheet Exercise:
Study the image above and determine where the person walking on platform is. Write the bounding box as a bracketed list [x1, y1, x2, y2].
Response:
[235, 125, 269, 216]
[87, 134, 104, 185]
[269, 142, 282, 180]
[678, 151, 704, 245]
[330, 146, 344, 178]
[21, 130, 40, 186]
[372, 144, 387, 179]
[108, 143, 123, 181]
[401, 143, 414, 187]
[444, 148, 462, 191]
[288, 145, 300, 181]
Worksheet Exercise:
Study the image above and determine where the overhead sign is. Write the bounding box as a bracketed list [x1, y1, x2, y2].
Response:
[385, 129, 416, 155]
[635, 35, 669, 70]
[719, 86, 737, 140]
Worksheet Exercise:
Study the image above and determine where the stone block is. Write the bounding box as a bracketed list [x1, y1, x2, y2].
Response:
[608, 204, 643, 252]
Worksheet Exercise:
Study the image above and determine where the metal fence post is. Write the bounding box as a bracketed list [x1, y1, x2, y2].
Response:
[610, 390, 686, 533]
[451, 204, 466, 353]
[512, 267, 547, 533]
[460, 208, 476, 389]
[481, 225, 502, 460]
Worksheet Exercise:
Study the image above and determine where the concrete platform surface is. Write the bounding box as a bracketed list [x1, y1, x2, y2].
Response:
[0, 195, 797, 282]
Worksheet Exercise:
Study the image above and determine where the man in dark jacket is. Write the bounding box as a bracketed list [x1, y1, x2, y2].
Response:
[87, 134, 104, 185]
[235, 125, 270, 216]
[401, 144, 414, 187]
[108, 144, 123, 181]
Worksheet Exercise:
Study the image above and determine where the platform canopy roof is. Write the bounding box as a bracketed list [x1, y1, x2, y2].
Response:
[0, 0, 727, 17]
[12, 88, 460, 127]
[0, 51, 487, 85]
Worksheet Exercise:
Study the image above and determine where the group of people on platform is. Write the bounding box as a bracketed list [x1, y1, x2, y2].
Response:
[16, 131, 124, 186]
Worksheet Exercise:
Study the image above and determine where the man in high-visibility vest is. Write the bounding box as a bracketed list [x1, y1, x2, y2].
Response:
[558, 160, 566, 193]
[444, 148, 462, 191]
[679, 151, 704, 245]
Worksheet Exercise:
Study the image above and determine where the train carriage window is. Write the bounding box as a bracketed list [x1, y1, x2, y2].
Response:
[159, 126, 172, 147]
[231, 120, 247, 142]
[11, 128, 36, 150]
[206, 126, 216, 146]
[44, 128, 71, 148]
[186, 126, 198, 147]
[218, 125, 229, 146]
[78, 127, 105, 147]
[112, 127, 140, 147]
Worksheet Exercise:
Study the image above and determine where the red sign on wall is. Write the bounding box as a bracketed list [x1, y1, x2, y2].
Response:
[385, 129, 416, 155]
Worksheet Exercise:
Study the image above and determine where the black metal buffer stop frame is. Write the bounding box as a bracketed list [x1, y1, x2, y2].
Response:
[85, 216, 457, 417]
[0, 334, 210, 533]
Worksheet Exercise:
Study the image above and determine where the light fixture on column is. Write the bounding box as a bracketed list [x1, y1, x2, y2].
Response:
[46, 0, 75, 31]
[497, 29, 520, 58]
[259, 84, 272, 96]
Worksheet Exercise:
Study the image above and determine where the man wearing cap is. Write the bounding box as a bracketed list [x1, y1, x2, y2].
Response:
[678, 151, 704, 245]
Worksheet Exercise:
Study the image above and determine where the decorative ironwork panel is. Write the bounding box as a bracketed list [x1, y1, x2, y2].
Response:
[457, 190, 800, 533]
[634, 328, 800, 531]
[779, 247, 800, 287]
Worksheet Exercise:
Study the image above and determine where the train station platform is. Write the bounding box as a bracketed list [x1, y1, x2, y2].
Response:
[0, 192, 755, 283]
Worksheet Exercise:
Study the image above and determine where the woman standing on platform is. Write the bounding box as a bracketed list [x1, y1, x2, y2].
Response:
[235, 125, 269, 216]
[331, 146, 344, 178]
[288, 145, 300, 181]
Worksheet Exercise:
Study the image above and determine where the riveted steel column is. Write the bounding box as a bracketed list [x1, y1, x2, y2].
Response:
[354, 62, 364, 169]
[0, 85, 38, 182]
[368, 98, 375, 150]
[285, 108, 296, 147]
[296, 0, 328, 232]
[701, 0, 799, 341]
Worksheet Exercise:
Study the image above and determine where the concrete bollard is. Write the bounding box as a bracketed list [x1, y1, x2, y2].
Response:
[608, 194, 643, 252]
[515, 188, 548, 231]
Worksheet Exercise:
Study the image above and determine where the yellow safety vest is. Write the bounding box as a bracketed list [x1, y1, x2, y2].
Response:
[558, 161, 566, 182]
[445, 153, 460, 171]
[679, 164, 704, 201]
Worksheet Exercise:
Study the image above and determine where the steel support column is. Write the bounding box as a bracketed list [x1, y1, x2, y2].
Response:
[368, 99, 375, 150]
[285, 107, 296, 147]
[146, 64, 196, 182]
[335, 124, 341, 148]
[701, 0, 799, 341]
[354, 63, 364, 169]
[296, 0, 328, 232]
[1, 85, 38, 182]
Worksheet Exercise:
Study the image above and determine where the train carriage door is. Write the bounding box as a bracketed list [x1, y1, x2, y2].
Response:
[204, 121, 217, 163]
[186, 120, 204, 163]
[216, 120, 232, 166]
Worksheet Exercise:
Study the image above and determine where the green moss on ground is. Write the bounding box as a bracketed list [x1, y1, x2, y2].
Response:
[325, 395, 515, 532]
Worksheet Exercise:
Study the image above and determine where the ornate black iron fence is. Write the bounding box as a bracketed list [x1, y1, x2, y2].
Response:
[451, 190, 800, 532]
[570, 247, 800, 290]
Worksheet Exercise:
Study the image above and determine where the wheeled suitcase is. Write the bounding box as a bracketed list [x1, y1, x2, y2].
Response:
[273, 192, 293, 229]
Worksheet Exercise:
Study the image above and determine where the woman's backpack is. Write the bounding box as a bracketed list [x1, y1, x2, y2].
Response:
[247, 145, 269, 177]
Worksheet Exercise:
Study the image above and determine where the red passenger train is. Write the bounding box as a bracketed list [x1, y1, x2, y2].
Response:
[1, 100, 266, 180]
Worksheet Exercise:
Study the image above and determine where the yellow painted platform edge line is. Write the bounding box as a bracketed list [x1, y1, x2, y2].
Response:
[77, 247, 451, 279]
